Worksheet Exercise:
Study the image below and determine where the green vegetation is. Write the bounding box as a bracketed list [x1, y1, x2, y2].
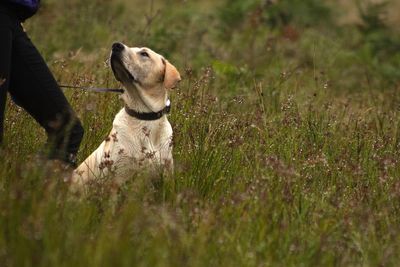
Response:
[1, 0, 400, 266]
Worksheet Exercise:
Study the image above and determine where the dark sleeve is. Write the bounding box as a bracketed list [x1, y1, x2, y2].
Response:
[0, 1, 40, 21]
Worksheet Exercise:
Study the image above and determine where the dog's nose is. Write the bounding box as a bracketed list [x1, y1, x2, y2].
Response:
[112, 42, 125, 53]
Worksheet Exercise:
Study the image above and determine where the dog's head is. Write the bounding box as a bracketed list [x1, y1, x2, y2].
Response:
[110, 42, 181, 91]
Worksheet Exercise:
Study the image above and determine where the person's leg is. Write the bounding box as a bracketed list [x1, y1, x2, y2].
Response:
[8, 24, 84, 166]
[0, 13, 13, 145]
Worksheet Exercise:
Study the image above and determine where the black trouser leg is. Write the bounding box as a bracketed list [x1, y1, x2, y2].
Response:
[0, 23, 12, 145]
[0, 12, 84, 166]
[8, 26, 84, 166]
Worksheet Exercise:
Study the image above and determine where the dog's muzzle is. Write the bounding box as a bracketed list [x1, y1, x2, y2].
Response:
[112, 42, 125, 53]
[110, 43, 139, 85]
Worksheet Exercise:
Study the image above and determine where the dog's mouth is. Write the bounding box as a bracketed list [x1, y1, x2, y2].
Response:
[110, 53, 138, 85]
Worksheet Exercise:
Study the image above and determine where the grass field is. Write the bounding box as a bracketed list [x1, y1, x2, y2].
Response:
[1, 0, 400, 266]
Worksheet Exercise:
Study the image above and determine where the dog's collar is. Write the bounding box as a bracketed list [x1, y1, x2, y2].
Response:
[124, 99, 171, 121]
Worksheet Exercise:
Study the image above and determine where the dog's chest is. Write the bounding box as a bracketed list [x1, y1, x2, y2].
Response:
[109, 109, 173, 165]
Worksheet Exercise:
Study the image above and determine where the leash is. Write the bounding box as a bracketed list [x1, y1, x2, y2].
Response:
[60, 83, 171, 120]
[59, 84, 124, 94]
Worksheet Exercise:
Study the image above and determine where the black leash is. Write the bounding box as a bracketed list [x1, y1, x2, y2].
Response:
[59, 84, 124, 94]
[60, 83, 171, 120]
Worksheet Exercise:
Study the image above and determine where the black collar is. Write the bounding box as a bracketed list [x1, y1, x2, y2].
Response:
[124, 100, 171, 121]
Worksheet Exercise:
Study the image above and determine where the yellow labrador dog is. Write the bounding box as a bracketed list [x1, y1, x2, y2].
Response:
[72, 42, 181, 185]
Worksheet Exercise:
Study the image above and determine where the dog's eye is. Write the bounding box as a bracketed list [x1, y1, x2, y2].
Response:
[140, 51, 149, 58]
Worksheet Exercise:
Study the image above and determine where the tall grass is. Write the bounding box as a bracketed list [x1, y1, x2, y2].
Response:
[1, 0, 400, 266]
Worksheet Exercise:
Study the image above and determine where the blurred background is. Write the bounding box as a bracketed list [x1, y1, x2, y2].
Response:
[26, 0, 400, 89]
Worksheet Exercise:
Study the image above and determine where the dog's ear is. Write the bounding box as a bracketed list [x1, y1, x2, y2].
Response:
[163, 59, 181, 89]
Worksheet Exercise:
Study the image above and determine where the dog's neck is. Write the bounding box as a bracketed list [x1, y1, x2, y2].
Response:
[121, 84, 168, 113]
